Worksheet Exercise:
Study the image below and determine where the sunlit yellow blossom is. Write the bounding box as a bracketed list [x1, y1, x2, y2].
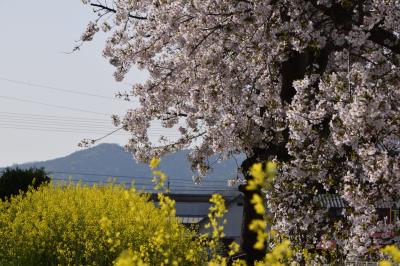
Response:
[149, 157, 161, 169]
[378, 261, 393, 266]
[249, 219, 267, 250]
[249, 219, 266, 231]
[247, 161, 278, 191]
[232, 259, 247, 266]
[261, 240, 293, 265]
[114, 249, 149, 266]
[266, 161, 277, 174]
[247, 163, 266, 190]
[250, 194, 265, 215]
[152, 170, 168, 190]
[380, 245, 400, 264]
[250, 163, 266, 180]
[204, 193, 228, 263]
[228, 241, 240, 256]
[0, 182, 206, 265]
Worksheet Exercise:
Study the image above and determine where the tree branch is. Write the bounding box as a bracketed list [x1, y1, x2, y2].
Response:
[369, 25, 400, 55]
[90, 3, 147, 20]
[189, 25, 223, 56]
[161, 112, 204, 121]
[307, 0, 400, 55]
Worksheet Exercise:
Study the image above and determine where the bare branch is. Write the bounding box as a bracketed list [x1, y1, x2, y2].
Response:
[369, 25, 400, 55]
[90, 3, 147, 20]
[307, 0, 400, 55]
[78, 126, 124, 147]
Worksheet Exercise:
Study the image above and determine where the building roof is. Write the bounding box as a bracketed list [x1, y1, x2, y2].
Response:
[314, 194, 400, 209]
[149, 192, 242, 224]
[177, 216, 205, 224]
[314, 194, 347, 208]
[148, 191, 240, 203]
[175, 202, 211, 217]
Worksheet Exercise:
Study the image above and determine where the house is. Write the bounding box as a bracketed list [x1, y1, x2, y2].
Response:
[314, 194, 400, 223]
[314, 194, 400, 248]
[149, 191, 244, 244]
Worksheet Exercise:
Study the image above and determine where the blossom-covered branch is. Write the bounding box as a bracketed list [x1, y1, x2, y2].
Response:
[80, 0, 400, 263]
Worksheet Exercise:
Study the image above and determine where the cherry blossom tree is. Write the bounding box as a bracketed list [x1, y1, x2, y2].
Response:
[81, 0, 400, 263]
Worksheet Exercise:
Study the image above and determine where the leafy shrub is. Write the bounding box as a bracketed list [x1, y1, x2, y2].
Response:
[0, 167, 50, 200]
[0, 183, 206, 266]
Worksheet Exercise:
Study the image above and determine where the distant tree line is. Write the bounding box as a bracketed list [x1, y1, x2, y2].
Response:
[0, 168, 50, 200]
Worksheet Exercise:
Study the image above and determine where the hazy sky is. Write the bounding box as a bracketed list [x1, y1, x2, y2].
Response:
[0, 1, 170, 166]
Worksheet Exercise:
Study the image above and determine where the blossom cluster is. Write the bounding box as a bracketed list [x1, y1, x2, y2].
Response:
[81, 0, 400, 262]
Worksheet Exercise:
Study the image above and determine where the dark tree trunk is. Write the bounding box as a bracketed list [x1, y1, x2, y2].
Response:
[238, 155, 265, 265]
[238, 51, 316, 265]
[236, 2, 400, 264]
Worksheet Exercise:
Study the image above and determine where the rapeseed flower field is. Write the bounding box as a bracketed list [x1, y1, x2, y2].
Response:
[0, 160, 397, 265]
[0, 182, 206, 265]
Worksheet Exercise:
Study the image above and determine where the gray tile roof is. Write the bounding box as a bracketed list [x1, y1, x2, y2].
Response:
[314, 194, 400, 209]
[177, 216, 205, 224]
[174, 202, 211, 217]
[314, 194, 347, 208]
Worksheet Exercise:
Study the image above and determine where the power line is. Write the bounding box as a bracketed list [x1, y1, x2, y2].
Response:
[50, 178, 234, 193]
[0, 169, 231, 184]
[0, 112, 182, 139]
[0, 170, 235, 193]
[0, 95, 110, 116]
[0, 173, 233, 192]
[0, 119, 180, 133]
[47, 171, 229, 183]
[0, 111, 111, 122]
[0, 125, 183, 138]
[0, 124, 128, 135]
[49, 177, 230, 190]
[0, 76, 120, 101]
[0, 121, 182, 134]
[0, 124, 181, 138]
[50, 182, 234, 193]
[0, 119, 117, 130]
[0, 112, 182, 132]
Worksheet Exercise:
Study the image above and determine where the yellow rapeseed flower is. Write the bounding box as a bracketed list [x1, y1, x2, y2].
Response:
[250, 194, 265, 215]
[0, 182, 206, 265]
[266, 161, 277, 174]
[261, 240, 293, 266]
[380, 245, 400, 264]
[149, 157, 161, 169]
[378, 261, 393, 266]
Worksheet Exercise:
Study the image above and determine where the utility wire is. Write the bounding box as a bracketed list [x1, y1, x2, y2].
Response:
[50, 178, 234, 193]
[0, 119, 117, 130]
[0, 113, 182, 139]
[0, 112, 181, 131]
[48, 171, 229, 183]
[0, 121, 181, 135]
[0, 112, 111, 122]
[0, 95, 110, 116]
[50, 177, 230, 190]
[0, 125, 129, 135]
[0, 112, 113, 122]
[0, 120, 181, 133]
[51, 182, 233, 193]
[0, 125, 183, 138]
[0, 76, 119, 101]
[0, 169, 231, 184]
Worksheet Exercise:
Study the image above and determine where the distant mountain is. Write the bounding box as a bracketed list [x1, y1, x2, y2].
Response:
[2, 143, 244, 194]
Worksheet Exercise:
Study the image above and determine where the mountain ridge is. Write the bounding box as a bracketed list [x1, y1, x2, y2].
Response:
[1, 143, 244, 193]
